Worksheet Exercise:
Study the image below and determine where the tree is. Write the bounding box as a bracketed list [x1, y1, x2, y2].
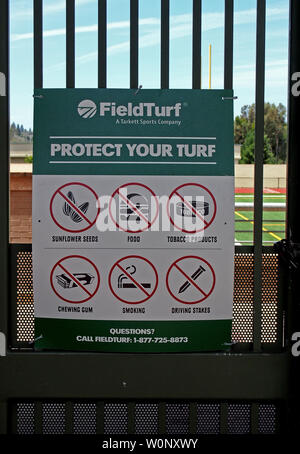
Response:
[264, 103, 287, 163]
[9, 122, 16, 140]
[234, 115, 249, 145]
[240, 127, 275, 164]
[234, 103, 287, 163]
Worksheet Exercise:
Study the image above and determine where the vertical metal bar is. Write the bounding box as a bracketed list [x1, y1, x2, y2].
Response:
[219, 403, 228, 434]
[287, 0, 300, 433]
[279, 401, 289, 435]
[35, 401, 43, 434]
[253, 0, 266, 352]
[66, 0, 75, 88]
[161, 0, 170, 89]
[251, 403, 260, 434]
[34, 0, 43, 89]
[130, 0, 139, 89]
[189, 402, 197, 434]
[158, 402, 166, 434]
[0, 0, 9, 348]
[274, 254, 284, 351]
[97, 401, 104, 434]
[65, 401, 73, 434]
[127, 402, 135, 434]
[287, 0, 300, 246]
[192, 0, 201, 89]
[10, 401, 17, 434]
[224, 0, 234, 89]
[0, 401, 8, 434]
[98, 0, 107, 88]
[9, 246, 18, 347]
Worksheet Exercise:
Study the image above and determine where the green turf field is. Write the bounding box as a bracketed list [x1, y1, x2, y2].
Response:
[234, 194, 286, 245]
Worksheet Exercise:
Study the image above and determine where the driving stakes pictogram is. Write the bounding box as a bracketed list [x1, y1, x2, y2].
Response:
[167, 183, 217, 233]
[50, 255, 100, 304]
[166, 256, 216, 304]
[109, 182, 159, 233]
[50, 182, 100, 233]
[108, 255, 158, 304]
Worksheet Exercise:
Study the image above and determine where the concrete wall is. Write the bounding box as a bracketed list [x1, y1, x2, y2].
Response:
[10, 143, 33, 163]
[235, 164, 286, 188]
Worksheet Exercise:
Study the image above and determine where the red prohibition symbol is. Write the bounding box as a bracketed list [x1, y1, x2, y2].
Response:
[108, 255, 158, 304]
[50, 182, 100, 233]
[166, 256, 216, 305]
[50, 255, 100, 304]
[167, 183, 217, 233]
[109, 182, 159, 233]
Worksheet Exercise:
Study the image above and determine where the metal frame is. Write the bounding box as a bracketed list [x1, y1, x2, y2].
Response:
[0, 351, 289, 401]
[0, 0, 9, 434]
[253, 0, 266, 353]
[287, 0, 300, 433]
[0, 0, 297, 435]
[0, 0, 9, 346]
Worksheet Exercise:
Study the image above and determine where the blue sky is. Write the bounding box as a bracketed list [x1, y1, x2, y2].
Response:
[10, 0, 289, 129]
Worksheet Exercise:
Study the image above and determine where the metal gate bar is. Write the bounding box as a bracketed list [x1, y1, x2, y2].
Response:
[287, 0, 300, 432]
[192, 0, 201, 89]
[0, 0, 9, 345]
[0, 351, 289, 401]
[130, 0, 139, 89]
[224, 0, 234, 90]
[0, 0, 9, 434]
[66, 0, 75, 88]
[34, 0, 42, 89]
[161, 0, 169, 89]
[98, 0, 107, 88]
[253, 0, 266, 352]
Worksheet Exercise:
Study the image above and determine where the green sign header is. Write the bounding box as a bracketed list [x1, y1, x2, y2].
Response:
[34, 88, 234, 176]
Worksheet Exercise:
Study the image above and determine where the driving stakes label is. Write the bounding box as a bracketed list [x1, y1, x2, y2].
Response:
[33, 88, 234, 352]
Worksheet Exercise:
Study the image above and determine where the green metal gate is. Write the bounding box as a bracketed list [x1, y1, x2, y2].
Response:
[0, 0, 298, 436]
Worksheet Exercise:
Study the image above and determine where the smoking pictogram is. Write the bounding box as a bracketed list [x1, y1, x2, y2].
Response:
[109, 256, 158, 304]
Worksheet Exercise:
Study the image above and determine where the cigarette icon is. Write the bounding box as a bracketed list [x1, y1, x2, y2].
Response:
[178, 265, 206, 294]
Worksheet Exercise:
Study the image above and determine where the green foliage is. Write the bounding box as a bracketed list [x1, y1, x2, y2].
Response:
[235, 103, 287, 164]
[240, 127, 275, 164]
[24, 155, 33, 163]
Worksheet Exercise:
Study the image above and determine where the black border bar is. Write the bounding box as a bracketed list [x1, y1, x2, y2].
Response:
[253, 0, 266, 352]
[66, 0, 75, 88]
[98, 0, 107, 88]
[34, 0, 43, 89]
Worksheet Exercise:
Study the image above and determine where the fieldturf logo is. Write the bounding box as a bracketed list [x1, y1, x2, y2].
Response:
[77, 99, 97, 118]
[77, 99, 182, 119]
